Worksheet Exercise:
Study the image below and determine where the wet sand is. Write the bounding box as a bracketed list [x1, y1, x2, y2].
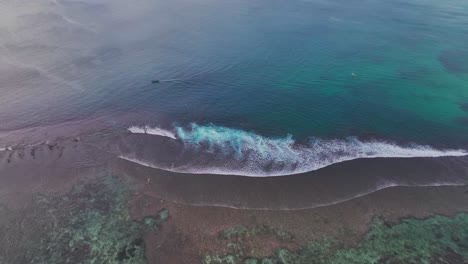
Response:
[1, 140, 468, 263]
[112, 154, 468, 210]
[135, 184, 468, 263]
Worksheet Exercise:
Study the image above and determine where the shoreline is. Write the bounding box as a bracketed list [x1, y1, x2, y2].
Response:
[133, 182, 468, 263]
[0, 141, 468, 262]
[112, 153, 468, 210]
[0, 138, 467, 211]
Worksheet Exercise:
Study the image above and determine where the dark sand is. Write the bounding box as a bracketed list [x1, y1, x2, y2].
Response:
[1, 140, 468, 263]
[135, 185, 468, 263]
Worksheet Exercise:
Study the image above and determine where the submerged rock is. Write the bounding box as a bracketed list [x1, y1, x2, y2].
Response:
[438, 50, 468, 74]
[0, 176, 170, 264]
[204, 214, 468, 264]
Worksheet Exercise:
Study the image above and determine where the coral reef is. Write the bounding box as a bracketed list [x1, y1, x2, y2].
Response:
[0, 176, 169, 264]
[221, 225, 292, 241]
[204, 214, 468, 264]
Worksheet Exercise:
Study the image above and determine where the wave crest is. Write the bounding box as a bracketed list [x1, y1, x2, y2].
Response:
[128, 125, 177, 139]
[121, 123, 467, 176]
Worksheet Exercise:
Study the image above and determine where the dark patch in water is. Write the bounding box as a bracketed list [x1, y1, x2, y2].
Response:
[456, 117, 468, 126]
[459, 103, 468, 113]
[438, 50, 468, 74]
[7, 152, 13, 163]
[30, 148, 36, 159]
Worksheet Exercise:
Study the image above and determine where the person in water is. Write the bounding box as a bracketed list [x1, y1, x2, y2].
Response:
[152, 80, 160, 83]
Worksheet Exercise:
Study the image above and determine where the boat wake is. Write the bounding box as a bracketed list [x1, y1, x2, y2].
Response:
[123, 123, 467, 177]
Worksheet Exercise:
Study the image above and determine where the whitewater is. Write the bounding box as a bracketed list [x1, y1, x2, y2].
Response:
[124, 123, 468, 177]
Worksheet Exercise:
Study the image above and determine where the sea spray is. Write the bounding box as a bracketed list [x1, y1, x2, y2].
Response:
[122, 123, 467, 176]
[128, 125, 177, 139]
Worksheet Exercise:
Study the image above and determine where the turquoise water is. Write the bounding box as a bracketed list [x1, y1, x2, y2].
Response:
[1, 0, 468, 175]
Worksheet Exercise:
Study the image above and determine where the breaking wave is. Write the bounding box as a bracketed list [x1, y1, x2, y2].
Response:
[121, 123, 467, 176]
[128, 125, 177, 139]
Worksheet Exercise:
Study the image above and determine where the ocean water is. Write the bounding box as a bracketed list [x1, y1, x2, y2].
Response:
[1, 0, 468, 177]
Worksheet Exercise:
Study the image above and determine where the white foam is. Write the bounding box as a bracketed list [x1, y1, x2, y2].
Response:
[121, 123, 468, 177]
[0, 147, 12, 151]
[128, 125, 177, 140]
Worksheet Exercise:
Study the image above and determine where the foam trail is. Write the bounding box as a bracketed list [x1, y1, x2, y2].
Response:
[121, 123, 468, 177]
[128, 126, 177, 140]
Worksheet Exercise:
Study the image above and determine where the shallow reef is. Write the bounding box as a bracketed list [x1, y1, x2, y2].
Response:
[438, 49, 468, 74]
[221, 225, 292, 241]
[0, 176, 169, 264]
[203, 213, 468, 264]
